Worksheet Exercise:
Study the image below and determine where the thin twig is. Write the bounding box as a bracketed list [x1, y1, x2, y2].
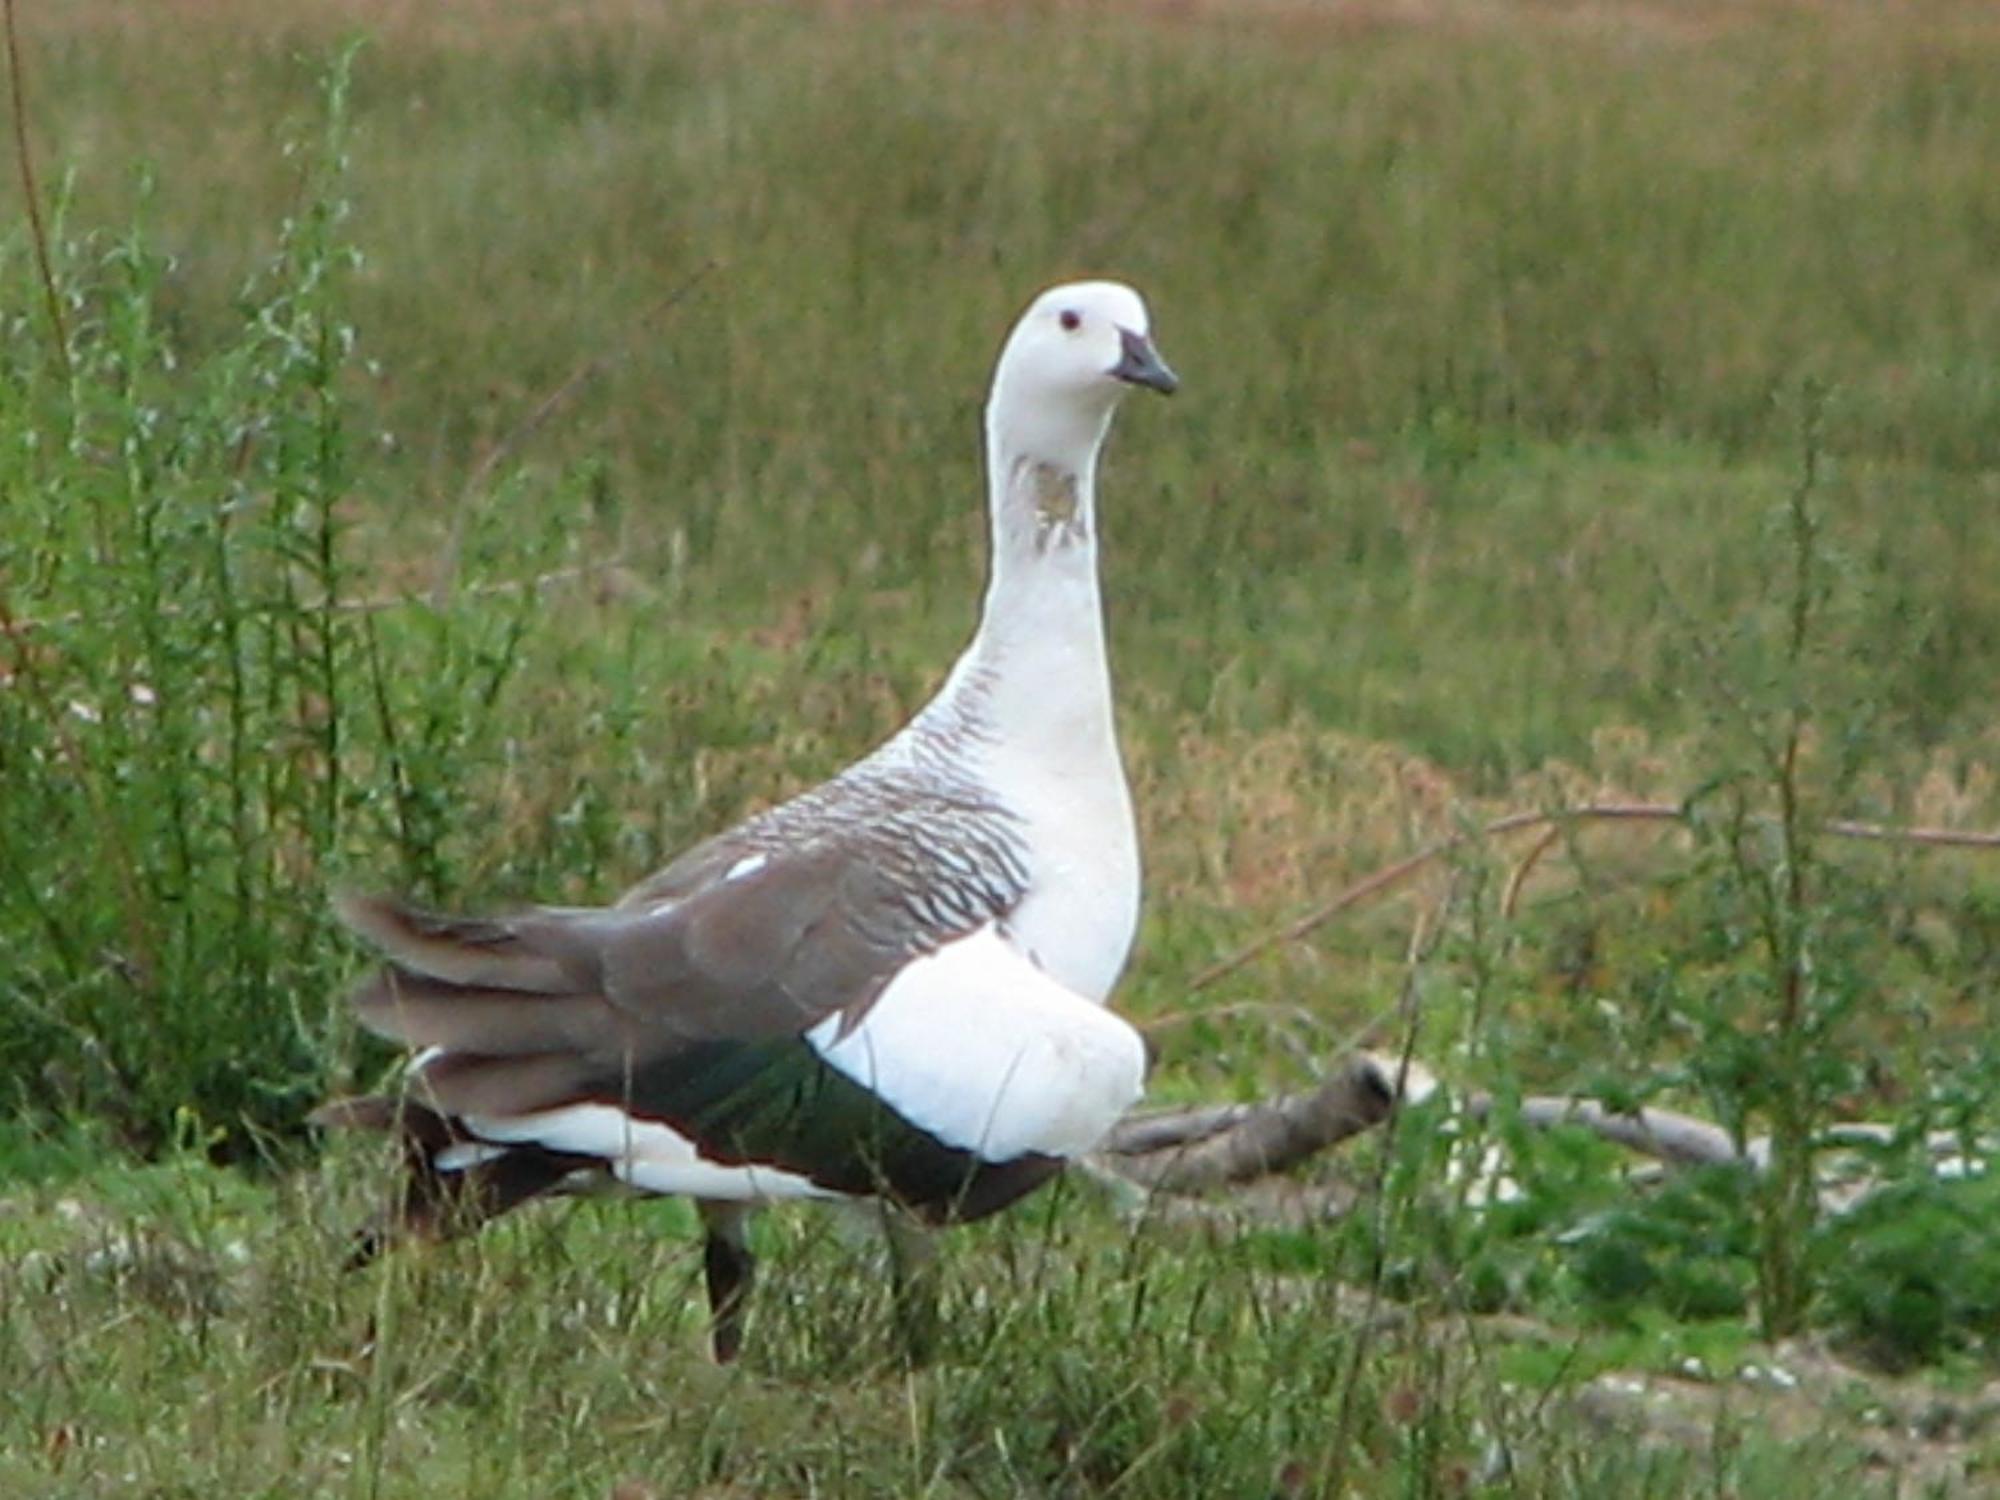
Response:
[3, 0, 68, 382]
[1821, 818, 2000, 849]
[431, 259, 719, 607]
[1501, 823, 1563, 919]
[1191, 804, 1673, 989]
[1190, 801, 2000, 991]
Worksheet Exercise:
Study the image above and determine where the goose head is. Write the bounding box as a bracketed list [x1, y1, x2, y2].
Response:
[986, 281, 1177, 471]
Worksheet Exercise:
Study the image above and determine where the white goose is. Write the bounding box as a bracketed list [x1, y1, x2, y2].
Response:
[318, 281, 1178, 1361]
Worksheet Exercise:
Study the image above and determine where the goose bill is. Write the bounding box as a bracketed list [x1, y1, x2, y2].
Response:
[1111, 327, 1178, 394]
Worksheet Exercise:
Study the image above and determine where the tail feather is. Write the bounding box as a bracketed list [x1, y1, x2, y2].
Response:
[414, 1049, 596, 1118]
[323, 892, 619, 1262]
[335, 893, 630, 1057]
[347, 964, 621, 1056]
[333, 891, 574, 992]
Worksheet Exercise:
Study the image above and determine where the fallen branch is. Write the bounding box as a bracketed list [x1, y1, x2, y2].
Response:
[1101, 1046, 1993, 1216]
[1466, 1093, 1743, 1168]
[1095, 1052, 1434, 1191]
[1120, 796, 2000, 1218]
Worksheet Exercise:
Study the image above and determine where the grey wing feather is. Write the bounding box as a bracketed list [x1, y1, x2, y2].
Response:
[341, 813, 1020, 1076]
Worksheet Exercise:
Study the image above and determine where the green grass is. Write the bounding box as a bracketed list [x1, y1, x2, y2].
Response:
[1, 1146, 1966, 1499]
[7, 0, 2000, 1493]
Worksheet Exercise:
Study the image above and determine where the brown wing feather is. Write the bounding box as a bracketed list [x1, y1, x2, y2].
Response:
[336, 837, 964, 1070]
[331, 777, 1029, 1140]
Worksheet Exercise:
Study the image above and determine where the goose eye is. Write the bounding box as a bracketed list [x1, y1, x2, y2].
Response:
[1058, 309, 1081, 332]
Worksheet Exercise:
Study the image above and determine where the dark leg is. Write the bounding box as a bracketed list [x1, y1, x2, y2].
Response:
[882, 1206, 940, 1367]
[698, 1200, 756, 1364]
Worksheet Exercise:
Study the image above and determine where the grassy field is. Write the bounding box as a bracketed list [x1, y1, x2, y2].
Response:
[8, 0, 2000, 1493]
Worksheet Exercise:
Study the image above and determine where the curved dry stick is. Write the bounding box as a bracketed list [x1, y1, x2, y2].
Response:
[1101, 1100, 1253, 1157]
[1190, 802, 2000, 991]
[1501, 824, 1563, 920]
[1097, 1071, 1386, 1191]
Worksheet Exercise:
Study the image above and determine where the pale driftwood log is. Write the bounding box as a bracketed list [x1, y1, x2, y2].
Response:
[1096, 1062, 1745, 1197]
[1468, 1106, 1992, 1175]
[1466, 1094, 1746, 1168]
[1097, 1048, 1993, 1207]
[1096, 1052, 1435, 1191]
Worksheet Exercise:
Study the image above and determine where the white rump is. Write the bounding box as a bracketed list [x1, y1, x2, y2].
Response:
[806, 924, 1147, 1163]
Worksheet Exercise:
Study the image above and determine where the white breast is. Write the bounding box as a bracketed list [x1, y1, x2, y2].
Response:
[964, 636, 1139, 1004]
[995, 757, 1139, 1002]
[919, 548, 1137, 1003]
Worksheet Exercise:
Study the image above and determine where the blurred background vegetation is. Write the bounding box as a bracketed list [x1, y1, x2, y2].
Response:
[7, 2, 2000, 1492]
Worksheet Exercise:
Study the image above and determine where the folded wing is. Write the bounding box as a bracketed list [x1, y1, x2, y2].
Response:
[328, 831, 1140, 1223]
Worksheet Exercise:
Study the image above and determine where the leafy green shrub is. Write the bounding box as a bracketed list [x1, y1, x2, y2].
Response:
[0, 54, 535, 1158]
[1561, 1166, 1757, 1323]
[1814, 1173, 2000, 1372]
